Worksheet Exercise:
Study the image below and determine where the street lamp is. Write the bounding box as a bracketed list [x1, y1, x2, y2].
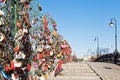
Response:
[94, 36, 100, 57]
[109, 18, 119, 64]
[109, 18, 118, 52]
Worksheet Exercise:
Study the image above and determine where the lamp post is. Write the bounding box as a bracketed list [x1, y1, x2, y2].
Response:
[109, 18, 119, 64]
[94, 36, 100, 57]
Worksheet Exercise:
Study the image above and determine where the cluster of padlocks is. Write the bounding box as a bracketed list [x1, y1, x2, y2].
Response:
[0, 0, 72, 80]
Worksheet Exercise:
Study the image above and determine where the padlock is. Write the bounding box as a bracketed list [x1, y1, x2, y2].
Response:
[37, 47, 43, 52]
[42, 64, 48, 71]
[23, 27, 28, 34]
[26, 63, 31, 71]
[5, 64, 11, 72]
[39, 53, 43, 59]
[20, 0, 31, 3]
[53, 23, 57, 27]
[14, 59, 22, 68]
[61, 44, 68, 49]
[43, 24, 48, 30]
[0, 17, 4, 26]
[57, 52, 62, 58]
[33, 62, 39, 69]
[42, 16, 47, 23]
[20, 0, 26, 3]
[52, 30, 58, 38]
[52, 20, 57, 27]
[10, 60, 15, 70]
[14, 29, 23, 42]
[0, 10, 4, 16]
[24, 2, 29, 10]
[54, 27, 57, 31]
[16, 21, 22, 27]
[13, 46, 19, 53]
[44, 29, 50, 35]
[39, 76, 45, 80]
[11, 73, 19, 80]
[47, 38, 51, 45]
[0, 32, 4, 42]
[50, 50, 54, 56]
[16, 51, 26, 59]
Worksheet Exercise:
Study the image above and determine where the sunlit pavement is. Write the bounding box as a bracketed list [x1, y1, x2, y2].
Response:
[48, 62, 120, 80]
[89, 62, 120, 80]
[48, 62, 100, 80]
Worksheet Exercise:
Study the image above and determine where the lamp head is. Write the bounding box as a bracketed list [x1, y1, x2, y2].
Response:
[109, 21, 114, 27]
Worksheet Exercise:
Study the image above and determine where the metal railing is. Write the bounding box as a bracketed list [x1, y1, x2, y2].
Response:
[94, 53, 120, 65]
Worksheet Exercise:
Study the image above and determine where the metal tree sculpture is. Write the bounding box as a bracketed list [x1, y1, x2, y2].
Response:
[0, 0, 72, 79]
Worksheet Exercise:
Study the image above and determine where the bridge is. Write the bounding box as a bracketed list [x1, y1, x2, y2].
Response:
[48, 62, 120, 80]
[94, 53, 120, 65]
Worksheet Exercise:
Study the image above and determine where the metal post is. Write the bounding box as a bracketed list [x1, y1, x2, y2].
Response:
[97, 38, 99, 56]
[109, 18, 119, 64]
[14, 0, 17, 46]
[94, 36, 100, 57]
[114, 19, 117, 52]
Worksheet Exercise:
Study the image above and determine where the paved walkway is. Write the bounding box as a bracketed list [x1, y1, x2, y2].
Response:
[89, 62, 120, 80]
[48, 62, 101, 80]
[48, 62, 120, 80]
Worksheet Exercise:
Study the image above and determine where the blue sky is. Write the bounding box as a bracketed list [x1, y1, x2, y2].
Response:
[37, 0, 120, 58]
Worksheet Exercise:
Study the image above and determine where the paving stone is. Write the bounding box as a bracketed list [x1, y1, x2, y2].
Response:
[48, 62, 101, 80]
[88, 62, 120, 80]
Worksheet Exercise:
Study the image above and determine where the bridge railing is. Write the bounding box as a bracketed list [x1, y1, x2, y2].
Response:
[94, 53, 120, 65]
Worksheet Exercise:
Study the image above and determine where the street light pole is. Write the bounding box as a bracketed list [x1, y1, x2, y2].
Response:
[109, 18, 119, 64]
[109, 18, 117, 51]
[94, 36, 100, 57]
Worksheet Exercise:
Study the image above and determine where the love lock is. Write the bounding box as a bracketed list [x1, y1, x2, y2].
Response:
[0, 17, 4, 26]
[50, 50, 54, 56]
[14, 29, 23, 40]
[0, 32, 5, 42]
[0, 10, 4, 16]
[13, 46, 19, 53]
[42, 16, 47, 23]
[20, 0, 32, 3]
[14, 51, 26, 59]
[16, 20, 22, 28]
[23, 27, 28, 34]
[14, 59, 22, 68]
[0, 10, 4, 27]
[44, 29, 50, 36]
[52, 30, 58, 38]
[37, 47, 43, 53]
[11, 71, 20, 80]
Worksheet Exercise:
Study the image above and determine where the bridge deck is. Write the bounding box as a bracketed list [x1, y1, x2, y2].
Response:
[89, 62, 120, 80]
[48, 62, 120, 80]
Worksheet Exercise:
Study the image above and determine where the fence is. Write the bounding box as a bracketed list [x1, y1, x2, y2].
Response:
[94, 53, 120, 65]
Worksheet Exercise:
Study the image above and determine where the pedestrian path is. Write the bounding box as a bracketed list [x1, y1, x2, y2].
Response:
[48, 62, 101, 80]
[89, 62, 120, 80]
[48, 62, 120, 80]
